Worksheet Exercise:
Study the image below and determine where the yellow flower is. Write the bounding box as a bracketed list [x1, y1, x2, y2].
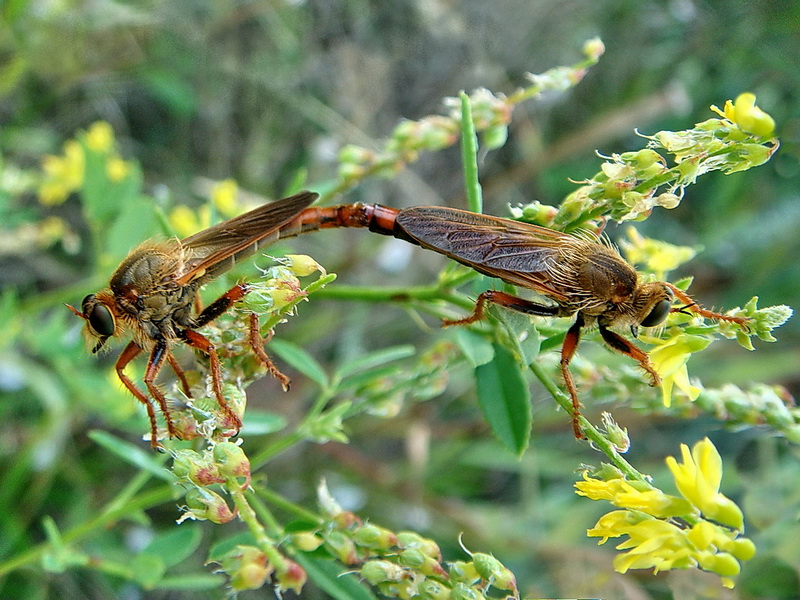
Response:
[211, 179, 239, 217]
[85, 121, 115, 153]
[665, 438, 744, 530]
[646, 333, 710, 406]
[169, 205, 211, 238]
[711, 93, 775, 138]
[619, 227, 696, 280]
[575, 472, 692, 518]
[106, 156, 130, 182]
[38, 140, 85, 205]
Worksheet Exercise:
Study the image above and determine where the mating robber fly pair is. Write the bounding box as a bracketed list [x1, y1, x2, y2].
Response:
[69, 191, 748, 447]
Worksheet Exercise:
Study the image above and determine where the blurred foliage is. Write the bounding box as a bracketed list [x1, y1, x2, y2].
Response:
[1, 1, 799, 599]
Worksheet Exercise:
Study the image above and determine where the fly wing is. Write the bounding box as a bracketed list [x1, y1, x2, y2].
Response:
[176, 191, 318, 286]
[396, 206, 573, 300]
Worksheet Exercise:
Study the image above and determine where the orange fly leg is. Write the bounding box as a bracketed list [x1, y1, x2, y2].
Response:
[560, 317, 586, 439]
[180, 328, 242, 434]
[115, 342, 165, 449]
[168, 354, 192, 398]
[442, 290, 560, 327]
[598, 326, 661, 387]
[664, 282, 751, 328]
[247, 312, 291, 391]
[142, 339, 179, 441]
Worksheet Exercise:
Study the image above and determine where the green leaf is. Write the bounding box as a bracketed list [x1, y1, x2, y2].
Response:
[156, 574, 227, 590]
[88, 430, 173, 481]
[207, 532, 258, 563]
[104, 195, 157, 265]
[474, 343, 531, 456]
[242, 410, 287, 435]
[269, 338, 330, 389]
[454, 328, 495, 367]
[295, 554, 377, 600]
[144, 524, 203, 569]
[131, 553, 166, 588]
[335, 345, 416, 381]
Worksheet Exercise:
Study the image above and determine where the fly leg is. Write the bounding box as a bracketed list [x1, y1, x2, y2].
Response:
[561, 315, 587, 439]
[664, 282, 750, 328]
[143, 338, 179, 442]
[442, 290, 559, 326]
[167, 354, 192, 398]
[598, 325, 661, 386]
[115, 341, 166, 449]
[195, 283, 290, 388]
[115, 340, 179, 449]
[179, 328, 243, 435]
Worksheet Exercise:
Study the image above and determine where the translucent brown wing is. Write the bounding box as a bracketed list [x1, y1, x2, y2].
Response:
[396, 206, 576, 301]
[176, 191, 318, 286]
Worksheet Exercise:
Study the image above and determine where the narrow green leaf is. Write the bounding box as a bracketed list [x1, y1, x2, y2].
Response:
[295, 554, 377, 600]
[474, 343, 531, 456]
[88, 430, 173, 481]
[155, 574, 227, 590]
[269, 338, 330, 389]
[335, 345, 416, 381]
[241, 410, 287, 436]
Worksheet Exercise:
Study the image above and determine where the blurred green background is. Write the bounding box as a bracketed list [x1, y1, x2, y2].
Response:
[1, 1, 799, 599]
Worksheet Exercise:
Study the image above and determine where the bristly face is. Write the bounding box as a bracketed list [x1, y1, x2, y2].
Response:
[67, 291, 120, 353]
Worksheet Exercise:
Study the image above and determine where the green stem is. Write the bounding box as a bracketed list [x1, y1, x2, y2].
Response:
[253, 486, 324, 525]
[526, 360, 647, 484]
[459, 91, 483, 214]
[227, 480, 286, 571]
[0, 485, 175, 577]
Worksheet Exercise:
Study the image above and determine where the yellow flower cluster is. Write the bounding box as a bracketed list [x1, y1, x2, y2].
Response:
[711, 93, 775, 138]
[169, 178, 241, 238]
[38, 121, 132, 206]
[576, 438, 755, 588]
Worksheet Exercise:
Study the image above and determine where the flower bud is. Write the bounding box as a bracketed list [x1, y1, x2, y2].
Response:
[353, 524, 398, 550]
[398, 549, 447, 578]
[213, 441, 251, 489]
[283, 254, 325, 277]
[172, 450, 225, 487]
[323, 530, 359, 564]
[291, 531, 324, 552]
[275, 558, 307, 594]
[182, 487, 236, 524]
[418, 579, 450, 600]
[448, 560, 480, 584]
[221, 545, 272, 591]
[396, 531, 441, 560]
[360, 559, 407, 585]
[450, 582, 486, 600]
[471, 553, 517, 593]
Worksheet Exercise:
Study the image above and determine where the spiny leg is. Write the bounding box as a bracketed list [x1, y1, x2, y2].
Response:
[195, 282, 290, 389]
[560, 316, 586, 439]
[598, 325, 661, 387]
[180, 328, 242, 433]
[248, 312, 291, 391]
[664, 282, 750, 328]
[442, 290, 559, 327]
[142, 338, 179, 441]
[168, 353, 192, 397]
[115, 341, 164, 449]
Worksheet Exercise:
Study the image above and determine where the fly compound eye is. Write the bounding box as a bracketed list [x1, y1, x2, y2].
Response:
[640, 298, 672, 328]
[87, 303, 116, 337]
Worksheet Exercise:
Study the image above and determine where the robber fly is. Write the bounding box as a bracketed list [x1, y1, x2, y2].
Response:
[275, 203, 749, 437]
[69, 191, 318, 448]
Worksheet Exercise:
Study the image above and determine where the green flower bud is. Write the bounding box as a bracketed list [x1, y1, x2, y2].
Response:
[361, 559, 407, 585]
[396, 531, 441, 560]
[182, 487, 236, 524]
[418, 579, 450, 600]
[213, 442, 251, 489]
[172, 450, 225, 487]
[221, 545, 272, 591]
[323, 530, 358, 564]
[450, 582, 486, 600]
[283, 254, 324, 277]
[353, 524, 398, 549]
[471, 553, 517, 593]
[448, 560, 480, 584]
[291, 531, 324, 552]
